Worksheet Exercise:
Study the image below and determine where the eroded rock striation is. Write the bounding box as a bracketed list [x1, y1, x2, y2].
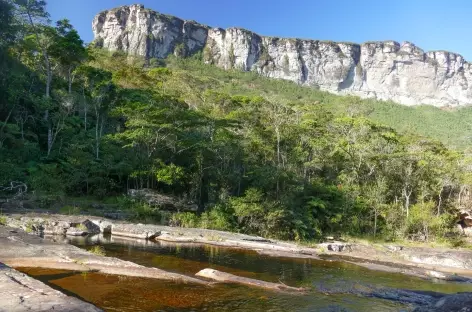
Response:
[93, 4, 472, 107]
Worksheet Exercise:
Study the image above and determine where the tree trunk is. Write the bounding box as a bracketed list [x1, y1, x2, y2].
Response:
[402, 186, 412, 218]
[405, 194, 410, 218]
[47, 128, 53, 156]
[275, 126, 280, 197]
[82, 87, 87, 131]
[437, 186, 443, 216]
[68, 66, 72, 94]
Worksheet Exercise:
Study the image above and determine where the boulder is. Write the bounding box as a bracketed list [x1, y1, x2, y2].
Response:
[111, 223, 160, 239]
[42, 221, 70, 235]
[82, 219, 101, 234]
[459, 210, 472, 237]
[90, 219, 113, 234]
[319, 242, 352, 252]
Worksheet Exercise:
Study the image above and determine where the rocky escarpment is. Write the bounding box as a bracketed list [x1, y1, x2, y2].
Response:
[93, 4, 472, 107]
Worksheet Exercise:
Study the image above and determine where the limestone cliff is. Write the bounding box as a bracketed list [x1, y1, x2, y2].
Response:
[93, 4, 472, 107]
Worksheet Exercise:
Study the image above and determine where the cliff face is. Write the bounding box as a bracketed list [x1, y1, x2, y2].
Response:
[93, 4, 472, 107]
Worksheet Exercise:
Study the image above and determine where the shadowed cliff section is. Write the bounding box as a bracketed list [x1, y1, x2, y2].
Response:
[93, 4, 472, 108]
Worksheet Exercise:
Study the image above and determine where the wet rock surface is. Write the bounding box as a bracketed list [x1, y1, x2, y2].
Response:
[0, 225, 208, 285]
[2, 213, 472, 310]
[315, 281, 446, 306]
[4, 213, 472, 283]
[0, 262, 102, 311]
[414, 292, 472, 311]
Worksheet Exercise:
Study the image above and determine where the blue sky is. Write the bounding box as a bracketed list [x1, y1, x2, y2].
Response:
[46, 0, 472, 60]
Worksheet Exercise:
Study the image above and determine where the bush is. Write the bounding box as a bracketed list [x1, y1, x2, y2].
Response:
[59, 205, 81, 215]
[199, 205, 234, 231]
[129, 202, 161, 223]
[170, 212, 200, 228]
[28, 164, 66, 195]
[405, 202, 456, 241]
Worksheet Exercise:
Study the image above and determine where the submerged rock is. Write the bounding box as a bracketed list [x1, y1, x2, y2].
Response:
[414, 292, 472, 311]
[196, 268, 305, 292]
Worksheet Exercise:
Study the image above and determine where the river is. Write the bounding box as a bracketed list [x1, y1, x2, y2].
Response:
[17, 234, 472, 311]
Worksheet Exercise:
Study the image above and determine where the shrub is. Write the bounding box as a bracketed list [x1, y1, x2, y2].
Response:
[199, 205, 234, 231]
[60, 205, 81, 215]
[128, 203, 161, 223]
[170, 212, 200, 228]
[405, 202, 456, 241]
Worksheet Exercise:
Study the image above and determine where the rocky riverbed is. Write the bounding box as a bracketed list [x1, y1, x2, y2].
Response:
[2, 213, 472, 311]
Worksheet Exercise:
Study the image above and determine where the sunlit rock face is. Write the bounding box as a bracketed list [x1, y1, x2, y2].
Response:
[93, 4, 472, 107]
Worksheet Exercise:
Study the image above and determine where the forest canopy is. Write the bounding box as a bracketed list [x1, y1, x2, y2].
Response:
[1, 0, 471, 243]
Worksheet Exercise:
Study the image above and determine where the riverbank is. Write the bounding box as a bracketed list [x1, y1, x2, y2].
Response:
[2, 212, 472, 311]
[3, 212, 472, 282]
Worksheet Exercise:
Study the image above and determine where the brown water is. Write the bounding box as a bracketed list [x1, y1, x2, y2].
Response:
[18, 235, 472, 312]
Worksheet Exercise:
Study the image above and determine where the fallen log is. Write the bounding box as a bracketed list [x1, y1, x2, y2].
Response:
[195, 268, 306, 292]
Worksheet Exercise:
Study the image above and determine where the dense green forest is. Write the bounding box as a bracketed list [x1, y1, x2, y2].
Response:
[2, 0, 472, 243]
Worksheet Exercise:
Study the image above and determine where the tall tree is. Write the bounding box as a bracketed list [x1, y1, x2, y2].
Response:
[49, 19, 86, 93]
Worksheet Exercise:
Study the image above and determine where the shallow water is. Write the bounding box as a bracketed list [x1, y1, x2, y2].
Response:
[18, 234, 472, 311]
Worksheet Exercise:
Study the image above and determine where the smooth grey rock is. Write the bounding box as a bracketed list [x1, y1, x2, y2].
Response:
[93, 4, 472, 108]
[405, 249, 472, 270]
[90, 219, 113, 233]
[319, 242, 352, 252]
[82, 219, 101, 234]
[111, 223, 160, 239]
